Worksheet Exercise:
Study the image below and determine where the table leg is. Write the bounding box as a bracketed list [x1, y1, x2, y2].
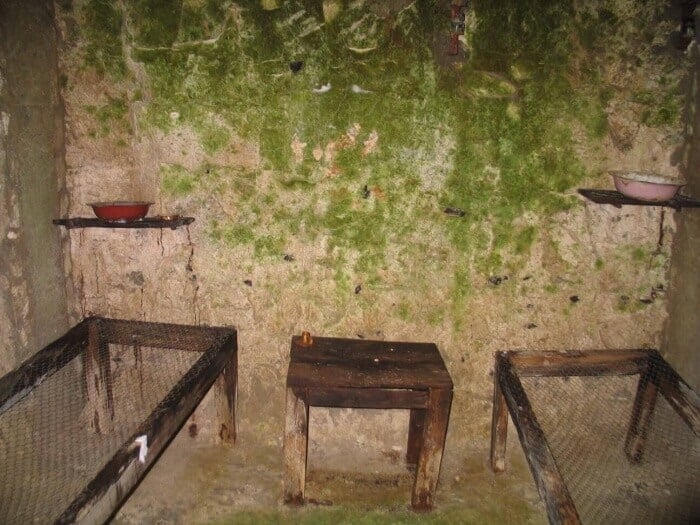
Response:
[490, 360, 508, 473]
[411, 388, 452, 510]
[284, 386, 309, 505]
[407, 408, 426, 468]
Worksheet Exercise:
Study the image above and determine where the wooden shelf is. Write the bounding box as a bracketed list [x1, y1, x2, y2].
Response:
[578, 189, 700, 211]
[53, 216, 195, 230]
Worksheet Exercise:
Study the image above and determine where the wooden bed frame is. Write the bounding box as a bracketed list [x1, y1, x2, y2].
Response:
[0, 316, 237, 524]
[490, 349, 699, 525]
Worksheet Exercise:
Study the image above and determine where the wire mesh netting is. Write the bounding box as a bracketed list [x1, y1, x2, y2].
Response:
[517, 355, 700, 524]
[0, 317, 234, 524]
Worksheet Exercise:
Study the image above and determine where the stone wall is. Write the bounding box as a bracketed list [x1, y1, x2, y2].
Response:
[54, 0, 692, 468]
[0, 0, 72, 375]
[663, 40, 700, 391]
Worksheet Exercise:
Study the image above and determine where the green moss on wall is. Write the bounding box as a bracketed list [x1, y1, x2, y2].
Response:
[444, 0, 591, 269]
[84, 94, 130, 137]
[77, 0, 683, 323]
[126, 0, 181, 47]
[210, 221, 254, 246]
[631, 246, 647, 262]
[127, 0, 593, 276]
[633, 88, 682, 128]
[83, 0, 126, 77]
[161, 164, 197, 196]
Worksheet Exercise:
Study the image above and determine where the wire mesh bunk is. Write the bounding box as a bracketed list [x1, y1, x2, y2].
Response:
[490, 349, 699, 525]
[0, 316, 237, 525]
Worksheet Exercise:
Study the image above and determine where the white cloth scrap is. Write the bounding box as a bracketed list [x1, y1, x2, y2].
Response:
[312, 82, 332, 93]
[134, 435, 148, 463]
[351, 84, 373, 94]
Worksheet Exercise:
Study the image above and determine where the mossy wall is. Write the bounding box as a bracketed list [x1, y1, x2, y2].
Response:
[56, 0, 691, 464]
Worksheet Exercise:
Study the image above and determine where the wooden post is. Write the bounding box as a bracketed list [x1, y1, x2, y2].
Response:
[406, 408, 426, 468]
[84, 320, 114, 434]
[624, 360, 659, 462]
[216, 344, 238, 443]
[652, 351, 700, 436]
[283, 386, 309, 505]
[411, 388, 452, 510]
[490, 352, 508, 473]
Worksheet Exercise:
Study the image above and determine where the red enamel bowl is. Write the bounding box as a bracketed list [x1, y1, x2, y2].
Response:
[89, 201, 153, 221]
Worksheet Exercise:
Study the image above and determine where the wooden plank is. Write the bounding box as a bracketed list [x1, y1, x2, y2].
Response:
[577, 188, 700, 211]
[624, 358, 659, 462]
[53, 216, 195, 230]
[84, 321, 115, 434]
[216, 335, 238, 443]
[283, 387, 309, 505]
[287, 361, 452, 390]
[406, 408, 426, 467]
[509, 349, 649, 377]
[288, 336, 453, 390]
[291, 342, 442, 365]
[0, 320, 89, 416]
[291, 335, 440, 360]
[55, 332, 236, 524]
[307, 387, 428, 409]
[498, 355, 581, 525]
[100, 317, 232, 353]
[411, 388, 452, 510]
[651, 351, 700, 436]
[490, 353, 508, 473]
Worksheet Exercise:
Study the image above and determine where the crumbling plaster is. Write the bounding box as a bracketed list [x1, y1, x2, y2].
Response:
[0, 0, 73, 375]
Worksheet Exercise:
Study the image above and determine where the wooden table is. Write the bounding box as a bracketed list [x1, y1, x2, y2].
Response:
[283, 334, 453, 510]
[0, 316, 237, 524]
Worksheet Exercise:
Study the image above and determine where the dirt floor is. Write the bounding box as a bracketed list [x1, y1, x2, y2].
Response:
[113, 424, 547, 525]
[111, 372, 700, 525]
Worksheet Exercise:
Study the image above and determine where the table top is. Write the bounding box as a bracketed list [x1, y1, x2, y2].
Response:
[287, 335, 453, 390]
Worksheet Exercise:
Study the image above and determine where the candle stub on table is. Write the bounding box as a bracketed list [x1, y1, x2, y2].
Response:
[299, 331, 313, 347]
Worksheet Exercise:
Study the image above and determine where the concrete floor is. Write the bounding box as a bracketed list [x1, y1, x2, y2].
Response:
[113, 425, 546, 525]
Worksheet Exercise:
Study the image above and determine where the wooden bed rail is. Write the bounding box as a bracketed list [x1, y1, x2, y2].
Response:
[491, 352, 581, 525]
